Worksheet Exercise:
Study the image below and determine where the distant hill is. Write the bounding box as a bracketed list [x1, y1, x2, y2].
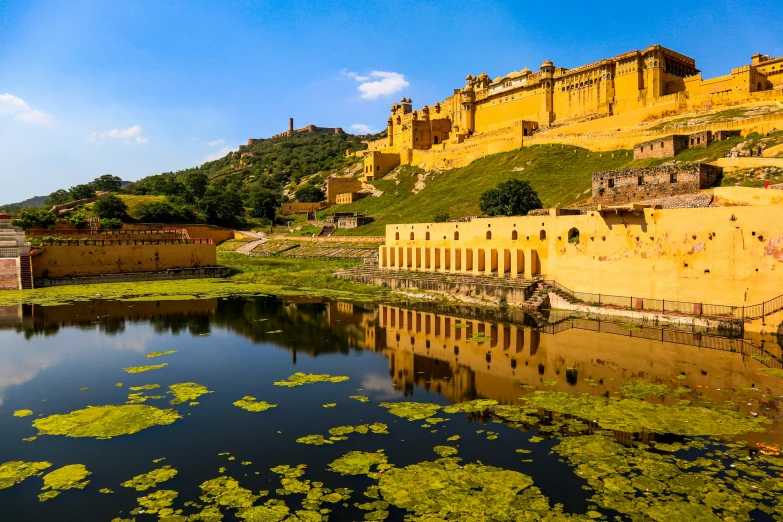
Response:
[0, 195, 49, 213]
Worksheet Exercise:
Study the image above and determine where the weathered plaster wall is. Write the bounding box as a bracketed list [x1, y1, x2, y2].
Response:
[0, 258, 19, 290]
[592, 164, 721, 205]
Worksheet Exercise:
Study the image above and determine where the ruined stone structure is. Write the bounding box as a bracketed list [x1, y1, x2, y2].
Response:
[360, 47, 783, 176]
[633, 130, 743, 159]
[592, 164, 722, 205]
[239, 119, 346, 153]
[375, 188, 783, 309]
[336, 214, 371, 229]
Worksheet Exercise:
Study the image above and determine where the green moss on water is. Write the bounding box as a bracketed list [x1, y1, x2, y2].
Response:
[523, 391, 767, 436]
[328, 451, 387, 476]
[237, 499, 290, 521]
[200, 476, 261, 508]
[327, 424, 389, 438]
[33, 404, 181, 438]
[433, 446, 459, 457]
[0, 461, 51, 489]
[129, 384, 161, 391]
[296, 435, 333, 446]
[169, 382, 212, 405]
[147, 350, 177, 358]
[121, 465, 178, 491]
[273, 373, 349, 387]
[13, 409, 33, 417]
[322, 403, 337, 408]
[124, 363, 168, 374]
[39, 464, 91, 501]
[616, 380, 673, 399]
[233, 396, 277, 412]
[443, 399, 498, 414]
[379, 402, 441, 421]
[446, 435, 461, 441]
[135, 489, 178, 514]
[100, 488, 114, 494]
[349, 395, 369, 402]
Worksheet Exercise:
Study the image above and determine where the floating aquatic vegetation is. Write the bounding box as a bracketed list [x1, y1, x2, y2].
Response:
[241, 461, 251, 466]
[327, 424, 389, 438]
[350, 395, 369, 402]
[146, 350, 177, 358]
[80, 387, 89, 391]
[377, 458, 572, 520]
[115, 383, 123, 387]
[486, 431, 498, 440]
[0, 461, 51, 490]
[13, 409, 33, 417]
[616, 380, 672, 399]
[529, 436, 544, 443]
[322, 403, 337, 408]
[33, 404, 181, 438]
[466, 334, 493, 343]
[267, 330, 283, 334]
[379, 402, 441, 421]
[121, 465, 178, 491]
[100, 488, 114, 494]
[233, 396, 278, 412]
[168, 382, 212, 405]
[273, 372, 349, 387]
[515, 449, 532, 454]
[199, 476, 261, 508]
[433, 446, 458, 457]
[328, 450, 388, 476]
[443, 399, 497, 414]
[22, 436, 37, 442]
[446, 435, 460, 441]
[124, 363, 168, 374]
[126, 392, 165, 404]
[523, 391, 767, 436]
[541, 380, 558, 386]
[129, 384, 161, 391]
[39, 464, 91, 501]
[761, 368, 783, 379]
[491, 404, 539, 425]
[296, 435, 333, 445]
[135, 489, 178, 515]
[153, 457, 166, 463]
[237, 499, 290, 521]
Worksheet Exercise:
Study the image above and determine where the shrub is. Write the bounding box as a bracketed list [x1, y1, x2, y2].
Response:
[100, 218, 124, 230]
[93, 194, 129, 220]
[11, 208, 56, 230]
[294, 186, 325, 203]
[479, 179, 542, 216]
[433, 212, 450, 223]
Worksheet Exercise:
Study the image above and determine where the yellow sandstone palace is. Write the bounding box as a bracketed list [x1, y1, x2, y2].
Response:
[361, 45, 783, 179]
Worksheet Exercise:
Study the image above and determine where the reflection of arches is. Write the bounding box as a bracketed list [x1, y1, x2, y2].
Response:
[454, 231, 459, 240]
[395, 232, 400, 240]
[486, 231, 492, 240]
[511, 230, 518, 240]
[425, 231, 430, 240]
[539, 230, 546, 240]
[410, 232, 415, 240]
[567, 227, 580, 243]
[433, 136, 439, 144]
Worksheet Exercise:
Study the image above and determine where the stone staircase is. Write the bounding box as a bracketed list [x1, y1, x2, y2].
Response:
[19, 254, 33, 290]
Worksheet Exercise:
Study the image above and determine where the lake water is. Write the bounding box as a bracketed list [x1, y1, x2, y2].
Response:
[1, 296, 782, 521]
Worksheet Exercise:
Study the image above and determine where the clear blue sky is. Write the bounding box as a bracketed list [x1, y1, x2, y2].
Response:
[1, 0, 781, 203]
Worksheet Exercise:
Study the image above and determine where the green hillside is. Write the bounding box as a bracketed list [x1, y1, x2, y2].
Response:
[0, 195, 49, 213]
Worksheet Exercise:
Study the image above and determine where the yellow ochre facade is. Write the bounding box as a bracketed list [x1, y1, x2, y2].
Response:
[378, 187, 783, 308]
[361, 45, 783, 178]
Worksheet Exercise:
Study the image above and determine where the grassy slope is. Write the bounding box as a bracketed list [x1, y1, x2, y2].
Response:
[321, 131, 783, 236]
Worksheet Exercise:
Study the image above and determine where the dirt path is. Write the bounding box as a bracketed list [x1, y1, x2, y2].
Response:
[234, 232, 267, 254]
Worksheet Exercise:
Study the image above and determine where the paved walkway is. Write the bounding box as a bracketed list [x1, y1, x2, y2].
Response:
[233, 231, 267, 255]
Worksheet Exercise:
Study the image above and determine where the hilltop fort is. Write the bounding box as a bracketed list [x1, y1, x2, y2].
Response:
[358, 45, 783, 179]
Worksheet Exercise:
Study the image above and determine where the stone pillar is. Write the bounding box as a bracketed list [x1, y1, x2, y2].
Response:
[289, 118, 294, 135]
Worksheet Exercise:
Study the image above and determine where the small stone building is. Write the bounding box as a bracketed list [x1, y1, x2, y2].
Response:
[592, 164, 722, 206]
[336, 192, 360, 204]
[325, 176, 363, 204]
[337, 214, 372, 229]
[633, 130, 743, 160]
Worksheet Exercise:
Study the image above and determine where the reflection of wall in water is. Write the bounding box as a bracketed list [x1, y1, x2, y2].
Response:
[377, 305, 783, 420]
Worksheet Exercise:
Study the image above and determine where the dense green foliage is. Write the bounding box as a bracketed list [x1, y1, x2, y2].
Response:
[294, 186, 325, 202]
[479, 179, 542, 216]
[99, 218, 123, 230]
[11, 208, 56, 229]
[93, 194, 129, 220]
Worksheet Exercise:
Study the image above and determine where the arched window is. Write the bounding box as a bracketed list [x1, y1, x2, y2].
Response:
[395, 232, 399, 240]
[410, 232, 414, 240]
[433, 136, 439, 145]
[567, 228, 580, 244]
[425, 231, 430, 240]
[757, 82, 763, 91]
[486, 231, 492, 240]
[539, 230, 546, 240]
[454, 232, 459, 240]
[512, 230, 518, 240]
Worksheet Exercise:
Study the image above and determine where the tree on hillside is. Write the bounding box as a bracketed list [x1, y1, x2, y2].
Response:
[69, 183, 97, 200]
[200, 186, 245, 225]
[92, 174, 123, 192]
[93, 194, 129, 220]
[294, 186, 324, 203]
[184, 172, 209, 201]
[248, 189, 283, 221]
[46, 189, 72, 207]
[135, 200, 191, 223]
[11, 208, 56, 230]
[479, 179, 542, 217]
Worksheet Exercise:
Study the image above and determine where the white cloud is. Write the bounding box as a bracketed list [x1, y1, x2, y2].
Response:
[202, 146, 235, 163]
[207, 138, 225, 147]
[350, 123, 376, 134]
[0, 93, 52, 126]
[342, 70, 410, 100]
[88, 124, 148, 145]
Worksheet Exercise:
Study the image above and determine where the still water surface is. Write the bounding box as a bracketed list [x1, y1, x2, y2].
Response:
[1, 297, 782, 521]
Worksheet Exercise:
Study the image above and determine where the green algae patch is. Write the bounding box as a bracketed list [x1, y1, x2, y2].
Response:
[129, 384, 161, 391]
[127, 392, 165, 404]
[124, 363, 168, 374]
[322, 403, 337, 408]
[296, 435, 333, 446]
[328, 450, 387, 475]
[237, 500, 290, 521]
[443, 399, 498, 414]
[377, 458, 574, 520]
[135, 489, 178, 515]
[146, 350, 177, 358]
[328, 424, 389, 438]
[33, 404, 181, 438]
[199, 476, 261, 508]
[379, 402, 441, 421]
[13, 409, 33, 417]
[168, 382, 212, 405]
[616, 380, 672, 399]
[446, 435, 461, 441]
[233, 396, 277, 412]
[0, 461, 51, 490]
[433, 445, 458, 457]
[350, 395, 369, 402]
[100, 488, 114, 494]
[273, 372, 349, 387]
[121, 465, 178, 491]
[39, 464, 91, 501]
[523, 391, 767, 436]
